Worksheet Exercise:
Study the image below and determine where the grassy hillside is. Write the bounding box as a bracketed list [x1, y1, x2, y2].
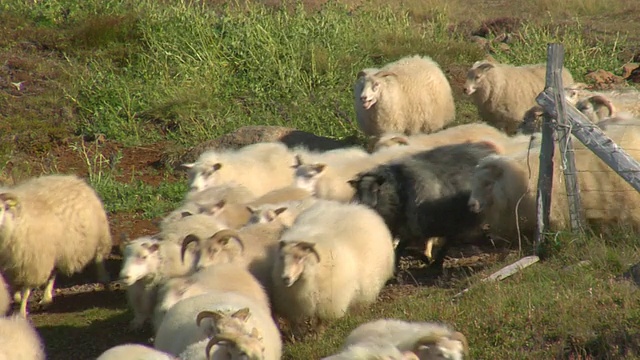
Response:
[1, 0, 639, 359]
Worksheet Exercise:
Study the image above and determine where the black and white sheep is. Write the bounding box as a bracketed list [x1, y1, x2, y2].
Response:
[0, 174, 113, 317]
[349, 141, 501, 270]
[354, 55, 456, 137]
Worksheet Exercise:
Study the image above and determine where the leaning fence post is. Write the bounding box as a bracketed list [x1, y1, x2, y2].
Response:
[534, 44, 560, 255]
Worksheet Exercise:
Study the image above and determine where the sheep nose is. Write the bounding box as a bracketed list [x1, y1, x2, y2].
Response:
[281, 276, 291, 286]
[463, 87, 470, 95]
[468, 199, 481, 213]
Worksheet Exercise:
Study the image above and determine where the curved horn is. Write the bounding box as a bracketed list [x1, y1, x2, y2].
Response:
[450, 331, 470, 356]
[180, 234, 200, 263]
[209, 229, 245, 253]
[196, 310, 224, 327]
[205, 333, 239, 360]
[587, 95, 616, 118]
[412, 333, 441, 349]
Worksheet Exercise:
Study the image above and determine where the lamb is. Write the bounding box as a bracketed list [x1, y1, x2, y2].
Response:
[153, 262, 270, 332]
[271, 200, 395, 335]
[349, 141, 501, 270]
[182, 142, 296, 197]
[0, 314, 46, 360]
[354, 55, 456, 137]
[463, 60, 575, 135]
[97, 344, 176, 360]
[119, 235, 199, 329]
[0, 174, 112, 317]
[154, 293, 282, 360]
[0, 273, 9, 316]
[334, 319, 469, 360]
[370, 123, 511, 153]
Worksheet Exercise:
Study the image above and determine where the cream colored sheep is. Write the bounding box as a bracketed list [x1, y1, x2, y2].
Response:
[153, 262, 270, 333]
[355, 55, 456, 137]
[96, 344, 176, 360]
[182, 142, 296, 197]
[0, 315, 46, 359]
[0, 174, 112, 317]
[464, 60, 575, 135]
[271, 200, 395, 335]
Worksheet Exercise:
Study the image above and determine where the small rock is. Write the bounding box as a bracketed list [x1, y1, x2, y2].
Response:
[622, 63, 640, 78]
[585, 69, 625, 90]
[621, 262, 640, 287]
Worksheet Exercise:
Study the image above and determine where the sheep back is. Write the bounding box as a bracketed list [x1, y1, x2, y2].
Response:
[96, 344, 175, 360]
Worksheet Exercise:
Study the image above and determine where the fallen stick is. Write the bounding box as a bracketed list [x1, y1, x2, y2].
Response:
[452, 255, 540, 300]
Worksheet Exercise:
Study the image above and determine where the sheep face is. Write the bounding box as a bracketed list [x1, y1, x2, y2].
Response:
[0, 193, 19, 229]
[198, 308, 265, 360]
[183, 161, 222, 193]
[119, 239, 161, 286]
[463, 61, 495, 96]
[412, 332, 469, 360]
[358, 71, 395, 110]
[277, 241, 320, 287]
[468, 155, 504, 214]
[246, 206, 287, 225]
[349, 173, 386, 208]
[182, 230, 244, 270]
[294, 163, 326, 194]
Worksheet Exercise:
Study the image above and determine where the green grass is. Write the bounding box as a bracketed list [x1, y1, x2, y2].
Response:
[2, 0, 640, 358]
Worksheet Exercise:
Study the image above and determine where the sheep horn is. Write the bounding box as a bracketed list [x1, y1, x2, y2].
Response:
[196, 310, 224, 327]
[587, 95, 616, 117]
[450, 331, 470, 356]
[180, 234, 200, 263]
[209, 229, 244, 253]
[375, 70, 396, 78]
[412, 333, 442, 349]
[205, 333, 239, 360]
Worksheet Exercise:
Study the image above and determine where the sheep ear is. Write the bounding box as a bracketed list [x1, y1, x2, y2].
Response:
[147, 243, 160, 253]
[212, 163, 222, 171]
[347, 178, 359, 189]
[310, 163, 326, 174]
[296, 241, 320, 262]
[181, 211, 193, 218]
[250, 327, 262, 340]
[475, 62, 495, 73]
[274, 207, 287, 216]
[246, 205, 257, 214]
[0, 193, 19, 209]
[292, 154, 304, 168]
[181, 162, 195, 169]
[375, 70, 396, 78]
[356, 70, 369, 79]
[202, 200, 225, 216]
[230, 307, 251, 322]
[390, 136, 409, 145]
[278, 240, 287, 250]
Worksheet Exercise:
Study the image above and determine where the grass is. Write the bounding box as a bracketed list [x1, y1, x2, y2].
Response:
[1, 0, 640, 358]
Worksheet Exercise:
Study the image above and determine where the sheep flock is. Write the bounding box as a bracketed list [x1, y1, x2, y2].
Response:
[1, 53, 640, 360]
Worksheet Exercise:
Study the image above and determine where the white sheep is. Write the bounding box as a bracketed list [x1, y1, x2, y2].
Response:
[154, 293, 282, 360]
[354, 55, 456, 137]
[0, 174, 112, 317]
[371, 123, 511, 153]
[0, 314, 46, 359]
[338, 319, 469, 360]
[159, 212, 229, 244]
[180, 208, 291, 292]
[119, 236, 198, 330]
[97, 344, 177, 360]
[153, 262, 270, 332]
[463, 60, 575, 135]
[271, 200, 395, 335]
[0, 273, 9, 316]
[246, 197, 317, 227]
[322, 341, 419, 360]
[182, 142, 296, 197]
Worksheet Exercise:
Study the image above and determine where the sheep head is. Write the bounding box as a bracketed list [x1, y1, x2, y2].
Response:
[0, 192, 20, 226]
[294, 163, 326, 194]
[576, 95, 616, 123]
[119, 237, 161, 286]
[278, 240, 320, 287]
[205, 328, 265, 360]
[183, 158, 223, 193]
[463, 61, 495, 96]
[412, 331, 469, 360]
[348, 172, 387, 208]
[186, 229, 244, 270]
[358, 70, 397, 110]
[246, 206, 288, 225]
[468, 155, 506, 214]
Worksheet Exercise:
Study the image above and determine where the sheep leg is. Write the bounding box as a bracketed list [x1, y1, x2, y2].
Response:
[39, 272, 57, 305]
[19, 288, 31, 317]
[429, 238, 451, 275]
[95, 254, 110, 285]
